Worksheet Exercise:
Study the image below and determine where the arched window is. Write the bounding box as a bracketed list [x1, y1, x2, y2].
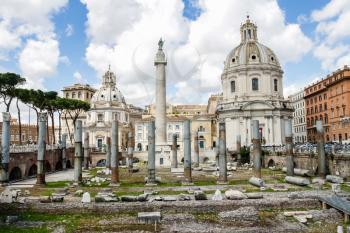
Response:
[274, 79, 278, 91]
[252, 78, 259, 91]
[230, 80, 235, 92]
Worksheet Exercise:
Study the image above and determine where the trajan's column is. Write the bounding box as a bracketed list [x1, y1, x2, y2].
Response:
[154, 38, 170, 166]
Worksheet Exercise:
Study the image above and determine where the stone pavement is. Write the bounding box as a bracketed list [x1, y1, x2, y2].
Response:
[8, 169, 75, 188]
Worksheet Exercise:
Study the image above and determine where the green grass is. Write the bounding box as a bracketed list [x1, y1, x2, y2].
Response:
[193, 212, 219, 224]
[45, 181, 69, 188]
[0, 226, 49, 233]
[341, 184, 350, 193]
[193, 180, 217, 186]
[228, 179, 249, 185]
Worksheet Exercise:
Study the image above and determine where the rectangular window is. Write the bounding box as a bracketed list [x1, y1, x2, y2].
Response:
[97, 113, 104, 123]
[252, 78, 259, 91]
[230, 80, 235, 92]
[274, 79, 278, 91]
[199, 141, 204, 148]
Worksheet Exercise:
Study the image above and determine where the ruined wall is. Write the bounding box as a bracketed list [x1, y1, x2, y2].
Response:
[8, 148, 74, 181]
[264, 153, 350, 178]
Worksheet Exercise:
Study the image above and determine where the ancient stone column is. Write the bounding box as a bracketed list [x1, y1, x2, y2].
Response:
[251, 120, 262, 178]
[74, 120, 83, 183]
[83, 132, 89, 170]
[316, 120, 326, 178]
[62, 134, 67, 170]
[110, 120, 119, 185]
[215, 147, 219, 167]
[154, 38, 167, 145]
[171, 134, 178, 168]
[218, 122, 227, 183]
[193, 131, 199, 167]
[127, 132, 134, 173]
[183, 120, 192, 183]
[236, 135, 242, 165]
[147, 121, 156, 184]
[0, 112, 10, 185]
[36, 112, 47, 185]
[106, 137, 111, 168]
[285, 119, 294, 176]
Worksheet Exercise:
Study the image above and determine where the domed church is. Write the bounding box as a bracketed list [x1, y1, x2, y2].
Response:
[217, 16, 293, 150]
[86, 67, 131, 149]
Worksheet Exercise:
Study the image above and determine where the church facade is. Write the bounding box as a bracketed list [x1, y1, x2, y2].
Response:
[217, 17, 293, 151]
[85, 68, 131, 149]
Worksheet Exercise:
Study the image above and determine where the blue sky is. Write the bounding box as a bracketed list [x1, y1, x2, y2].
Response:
[1, 0, 350, 111]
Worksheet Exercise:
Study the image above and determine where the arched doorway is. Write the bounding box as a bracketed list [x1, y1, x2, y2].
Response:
[267, 159, 275, 168]
[28, 164, 37, 177]
[45, 161, 52, 173]
[66, 160, 72, 169]
[55, 161, 63, 171]
[96, 159, 106, 167]
[9, 167, 22, 181]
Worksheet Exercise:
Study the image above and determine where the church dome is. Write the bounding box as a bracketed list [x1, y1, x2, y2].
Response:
[91, 67, 126, 107]
[224, 16, 280, 70]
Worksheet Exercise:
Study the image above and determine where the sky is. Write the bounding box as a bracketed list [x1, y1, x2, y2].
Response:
[1, 0, 350, 122]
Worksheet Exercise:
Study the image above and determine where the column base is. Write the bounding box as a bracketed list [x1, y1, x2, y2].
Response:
[36, 173, 46, 186]
[111, 168, 120, 184]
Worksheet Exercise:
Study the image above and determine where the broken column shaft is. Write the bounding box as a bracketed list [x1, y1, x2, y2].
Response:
[127, 132, 134, 173]
[316, 120, 326, 178]
[106, 137, 111, 168]
[285, 119, 294, 176]
[36, 112, 47, 185]
[218, 122, 227, 183]
[251, 120, 262, 178]
[83, 132, 89, 170]
[171, 134, 178, 168]
[0, 112, 10, 185]
[184, 120, 192, 183]
[62, 134, 67, 170]
[147, 121, 156, 184]
[193, 131, 199, 167]
[110, 120, 119, 185]
[74, 120, 83, 183]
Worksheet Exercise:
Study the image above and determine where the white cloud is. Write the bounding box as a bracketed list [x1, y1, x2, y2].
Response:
[19, 39, 60, 89]
[73, 71, 88, 83]
[311, 0, 350, 71]
[65, 24, 74, 37]
[82, 0, 312, 106]
[311, 0, 350, 21]
[0, 0, 68, 89]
